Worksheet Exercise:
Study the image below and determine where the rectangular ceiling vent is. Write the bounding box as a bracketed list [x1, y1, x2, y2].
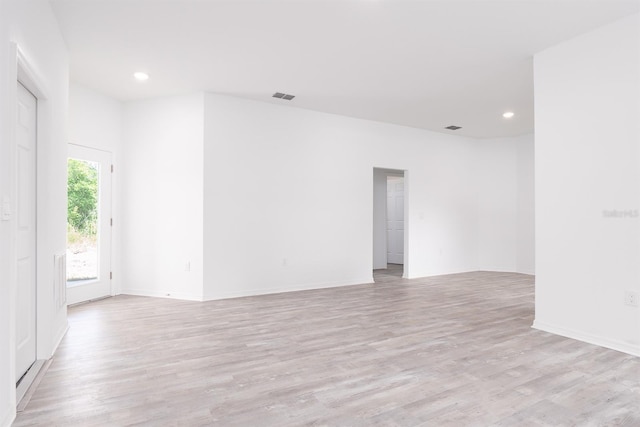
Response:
[273, 92, 295, 101]
[445, 125, 462, 130]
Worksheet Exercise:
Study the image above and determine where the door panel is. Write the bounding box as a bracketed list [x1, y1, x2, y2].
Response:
[66, 144, 112, 305]
[386, 177, 404, 265]
[16, 82, 37, 382]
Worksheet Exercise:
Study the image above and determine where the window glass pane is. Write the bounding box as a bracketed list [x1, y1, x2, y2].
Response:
[67, 158, 100, 283]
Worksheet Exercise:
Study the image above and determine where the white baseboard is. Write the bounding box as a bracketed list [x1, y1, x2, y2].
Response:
[120, 288, 204, 301]
[532, 320, 640, 357]
[122, 277, 375, 302]
[17, 358, 53, 412]
[16, 359, 45, 408]
[202, 277, 375, 301]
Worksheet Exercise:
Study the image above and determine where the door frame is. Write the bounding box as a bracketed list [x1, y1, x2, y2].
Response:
[372, 167, 409, 278]
[9, 43, 63, 408]
[66, 144, 113, 305]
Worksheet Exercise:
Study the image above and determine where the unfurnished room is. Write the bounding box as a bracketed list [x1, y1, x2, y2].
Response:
[1, 0, 639, 425]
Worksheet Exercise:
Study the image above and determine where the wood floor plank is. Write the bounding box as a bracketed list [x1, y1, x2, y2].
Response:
[13, 267, 640, 426]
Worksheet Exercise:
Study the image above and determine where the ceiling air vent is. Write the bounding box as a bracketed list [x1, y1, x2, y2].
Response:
[445, 125, 462, 130]
[273, 92, 295, 101]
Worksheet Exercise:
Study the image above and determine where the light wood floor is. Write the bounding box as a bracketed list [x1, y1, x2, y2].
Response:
[14, 268, 640, 426]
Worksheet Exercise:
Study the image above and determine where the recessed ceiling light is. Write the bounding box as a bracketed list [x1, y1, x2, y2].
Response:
[133, 72, 149, 81]
[445, 125, 462, 130]
[502, 111, 515, 119]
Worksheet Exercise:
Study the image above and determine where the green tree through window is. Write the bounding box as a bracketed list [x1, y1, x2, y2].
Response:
[67, 158, 98, 235]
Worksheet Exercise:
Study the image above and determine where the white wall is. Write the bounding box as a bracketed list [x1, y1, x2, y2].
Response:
[477, 138, 518, 271]
[117, 92, 533, 302]
[534, 14, 640, 356]
[118, 91, 533, 303]
[203, 93, 482, 300]
[121, 94, 204, 300]
[0, 1, 69, 425]
[516, 135, 535, 274]
[68, 83, 123, 294]
[476, 133, 535, 274]
[372, 168, 389, 270]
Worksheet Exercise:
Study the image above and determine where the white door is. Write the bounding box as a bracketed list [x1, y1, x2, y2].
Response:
[66, 144, 112, 305]
[386, 176, 404, 264]
[16, 82, 37, 382]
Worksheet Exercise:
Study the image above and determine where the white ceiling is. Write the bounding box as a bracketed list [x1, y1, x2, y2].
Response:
[50, 0, 640, 138]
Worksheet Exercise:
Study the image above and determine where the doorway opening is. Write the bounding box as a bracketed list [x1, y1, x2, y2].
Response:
[373, 168, 406, 281]
[66, 144, 112, 305]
